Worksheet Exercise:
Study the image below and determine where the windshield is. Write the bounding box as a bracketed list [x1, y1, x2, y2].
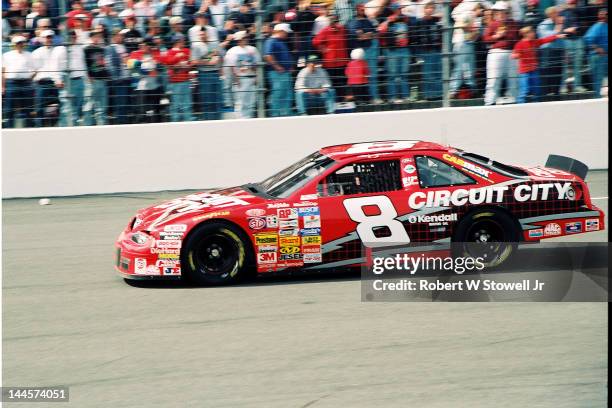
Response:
[258, 152, 335, 198]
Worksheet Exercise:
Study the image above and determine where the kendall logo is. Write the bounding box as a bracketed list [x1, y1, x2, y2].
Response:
[408, 213, 458, 223]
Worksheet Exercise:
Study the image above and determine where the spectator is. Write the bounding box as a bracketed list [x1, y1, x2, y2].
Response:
[2, 35, 35, 128]
[312, 5, 331, 36]
[182, 0, 199, 28]
[200, 0, 229, 31]
[483, 1, 519, 105]
[346, 3, 381, 103]
[414, 0, 443, 100]
[295, 54, 336, 114]
[189, 11, 220, 47]
[128, 36, 164, 122]
[335, 0, 355, 26]
[107, 29, 131, 124]
[512, 26, 564, 103]
[291, 0, 317, 65]
[93, 0, 121, 41]
[191, 28, 224, 120]
[29, 18, 62, 49]
[25, 1, 50, 33]
[162, 33, 193, 122]
[118, 10, 143, 53]
[65, 0, 93, 30]
[523, 0, 544, 28]
[71, 13, 91, 44]
[52, 30, 88, 126]
[584, 8, 607, 97]
[560, 0, 586, 92]
[31, 29, 61, 126]
[225, 30, 260, 118]
[164, 15, 185, 48]
[229, 0, 255, 33]
[133, 0, 157, 34]
[537, 6, 565, 95]
[378, 3, 412, 103]
[263, 23, 294, 117]
[449, 1, 479, 98]
[313, 12, 349, 99]
[84, 29, 111, 125]
[345, 48, 369, 105]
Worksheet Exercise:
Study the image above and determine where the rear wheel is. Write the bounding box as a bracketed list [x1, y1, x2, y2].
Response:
[181, 222, 252, 285]
[453, 208, 520, 268]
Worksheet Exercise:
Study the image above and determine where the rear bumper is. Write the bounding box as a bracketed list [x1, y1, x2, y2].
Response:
[520, 206, 605, 241]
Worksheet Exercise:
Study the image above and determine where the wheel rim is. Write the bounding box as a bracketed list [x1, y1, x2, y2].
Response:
[193, 233, 239, 279]
[462, 219, 512, 266]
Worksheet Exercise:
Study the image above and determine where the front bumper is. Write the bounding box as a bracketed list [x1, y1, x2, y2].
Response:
[115, 228, 182, 279]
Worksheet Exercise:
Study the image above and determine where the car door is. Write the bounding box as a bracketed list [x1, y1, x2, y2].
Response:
[315, 157, 410, 258]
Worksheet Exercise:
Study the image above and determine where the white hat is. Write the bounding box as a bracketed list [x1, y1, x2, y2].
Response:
[273, 23, 292, 33]
[41, 29, 55, 37]
[11, 35, 27, 44]
[350, 48, 365, 60]
[118, 9, 135, 18]
[98, 0, 115, 7]
[169, 16, 183, 25]
[233, 30, 247, 41]
[491, 1, 508, 11]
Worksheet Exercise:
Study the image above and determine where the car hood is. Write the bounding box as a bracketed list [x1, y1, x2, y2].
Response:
[133, 186, 265, 232]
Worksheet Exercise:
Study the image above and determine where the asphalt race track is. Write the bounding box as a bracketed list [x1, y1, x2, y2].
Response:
[2, 171, 608, 407]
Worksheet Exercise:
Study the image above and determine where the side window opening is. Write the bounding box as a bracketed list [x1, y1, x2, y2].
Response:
[416, 156, 476, 188]
[318, 160, 402, 197]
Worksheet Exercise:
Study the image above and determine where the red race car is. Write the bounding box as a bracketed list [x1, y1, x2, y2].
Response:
[115, 141, 604, 284]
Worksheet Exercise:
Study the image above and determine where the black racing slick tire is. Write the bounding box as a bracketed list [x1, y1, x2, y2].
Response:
[452, 208, 520, 268]
[181, 222, 252, 286]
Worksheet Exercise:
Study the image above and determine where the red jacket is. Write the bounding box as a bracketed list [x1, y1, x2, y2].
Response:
[162, 48, 192, 82]
[345, 60, 369, 85]
[512, 35, 559, 73]
[312, 24, 349, 68]
[483, 20, 520, 50]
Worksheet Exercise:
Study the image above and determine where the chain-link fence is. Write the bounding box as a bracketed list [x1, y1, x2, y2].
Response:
[1, 0, 608, 128]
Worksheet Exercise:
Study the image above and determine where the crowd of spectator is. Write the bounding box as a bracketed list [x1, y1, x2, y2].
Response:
[1, 0, 608, 128]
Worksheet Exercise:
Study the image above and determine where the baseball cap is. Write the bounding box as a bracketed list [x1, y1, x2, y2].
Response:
[273, 23, 292, 33]
[98, 0, 114, 7]
[491, 1, 508, 11]
[11, 35, 27, 44]
[41, 29, 55, 37]
[171, 32, 185, 43]
[233, 30, 247, 41]
[169, 16, 183, 25]
[118, 9, 135, 18]
[306, 54, 319, 63]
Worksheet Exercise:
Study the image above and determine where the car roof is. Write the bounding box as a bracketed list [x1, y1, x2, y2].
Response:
[319, 140, 449, 160]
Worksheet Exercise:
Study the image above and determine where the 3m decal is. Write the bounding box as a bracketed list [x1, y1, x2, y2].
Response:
[257, 252, 277, 264]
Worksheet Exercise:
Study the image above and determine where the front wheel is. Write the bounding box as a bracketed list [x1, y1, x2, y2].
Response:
[181, 222, 252, 285]
[452, 208, 520, 268]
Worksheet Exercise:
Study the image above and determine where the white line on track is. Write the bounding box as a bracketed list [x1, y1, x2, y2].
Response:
[592, 196, 608, 200]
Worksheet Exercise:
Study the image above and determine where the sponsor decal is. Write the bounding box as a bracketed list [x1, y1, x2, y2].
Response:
[258, 245, 277, 253]
[303, 215, 321, 228]
[279, 253, 302, 261]
[300, 194, 318, 201]
[403, 164, 416, 174]
[280, 236, 300, 246]
[254, 233, 278, 245]
[279, 228, 300, 237]
[565, 222, 582, 234]
[408, 182, 573, 209]
[442, 154, 491, 179]
[246, 208, 266, 217]
[267, 202, 290, 209]
[192, 211, 230, 222]
[297, 207, 320, 216]
[279, 219, 299, 229]
[301, 227, 321, 236]
[163, 267, 180, 275]
[151, 248, 180, 255]
[156, 259, 179, 267]
[585, 219, 600, 232]
[529, 167, 572, 178]
[266, 215, 278, 228]
[257, 252, 277, 264]
[302, 235, 322, 245]
[544, 223, 562, 236]
[159, 232, 183, 240]
[408, 213, 458, 223]
[402, 176, 418, 188]
[278, 208, 298, 219]
[164, 224, 187, 232]
[248, 217, 266, 230]
[302, 245, 321, 254]
[293, 201, 318, 207]
[279, 246, 300, 254]
[158, 253, 179, 260]
[303, 253, 322, 263]
[133, 217, 144, 228]
[144, 265, 160, 275]
[156, 240, 181, 249]
[401, 157, 414, 164]
[528, 229, 544, 238]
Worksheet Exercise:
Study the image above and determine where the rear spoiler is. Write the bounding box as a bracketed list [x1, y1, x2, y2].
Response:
[545, 154, 589, 180]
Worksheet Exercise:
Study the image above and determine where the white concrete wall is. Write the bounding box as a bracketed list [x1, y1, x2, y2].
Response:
[1, 99, 608, 198]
